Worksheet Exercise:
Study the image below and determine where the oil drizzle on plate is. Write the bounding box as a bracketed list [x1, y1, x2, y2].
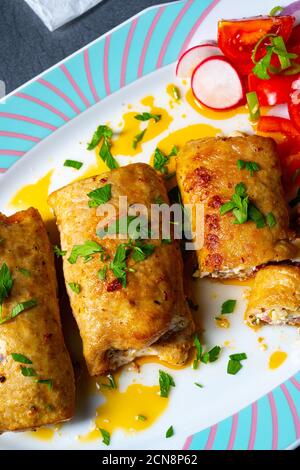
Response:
[79, 372, 169, 442]
[269, 351, 287, 370]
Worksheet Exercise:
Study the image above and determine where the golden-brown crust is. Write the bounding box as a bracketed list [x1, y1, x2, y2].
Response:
[48, 163, 194, 375]
[245, 264, 300, 326]
[176, 135, 296, 278]
[0, 208, 75, 432]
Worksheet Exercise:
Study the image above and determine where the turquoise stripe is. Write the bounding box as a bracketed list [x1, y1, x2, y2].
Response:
[0, 116, 52, 139]
[0, 155, 20, 169]
[108, 23, 132, 93]
[253, 396, 272, 450]
[0, 137, 35, 152]
[41, 68, 85, 112]
[232, 406, 252, 450]
[87, 39, 107, 100]
[63, 53, 94, 106]
[212, 416, 232, 450]
[6, 95, 62, 128]
[189, 426, 211, 450]
[274, 387, 295, 449]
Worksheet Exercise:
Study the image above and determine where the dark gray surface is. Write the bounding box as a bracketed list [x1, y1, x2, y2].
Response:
[0, 0, 177, 94]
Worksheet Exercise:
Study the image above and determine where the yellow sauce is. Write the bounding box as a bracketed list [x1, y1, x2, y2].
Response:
[136, 353, 193, 371]
[108, 96, 172, 157]
[185, 88, 248, 120]
[10, 170, 53, 223]
[79, 372, 169, 442]
[215, 317, 230, 329]
[28, 427, 55, 441]
[166, 83, 181, 108]
[219, 278, 254, 287]
[269, 351, 287, 370]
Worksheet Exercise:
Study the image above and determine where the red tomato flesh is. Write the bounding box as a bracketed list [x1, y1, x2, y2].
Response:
[218, 16, 295, 76]
[248, 73, 298, 106]
[288, 76, 300, 132]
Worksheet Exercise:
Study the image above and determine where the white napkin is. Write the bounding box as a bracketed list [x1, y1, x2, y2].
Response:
[25, 0, 104, 31]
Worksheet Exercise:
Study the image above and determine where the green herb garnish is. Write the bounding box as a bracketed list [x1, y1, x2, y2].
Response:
[53, 245, 67, 257]
[131, 240, 155, 262]
[37, 379, 53, 390]
[269, 6, 284, 16]
[246, 92, 260, 122]
[193, 334, 202, 370]
[21, 367, 37, 377]
[159, 370, 175, 398]
[11, 353, 32, 364]
[166, 426, 174, 438]
[171, 85, 181, 100]
[0, 263, 13, 319]
[68, 240, 104, 264]
[68, 282, 81, 294]
[132, 129, 147, 150]
[221, 299, 236, 314]
[64, 160, 83, 170]
[201, 346, 221, 364]
[137, 415, 147, 421]
[87, 184, 112, 207]
[153, 146, 178, 174]
[134, 112, 161, 123]
[237, 159, 261, 176]
[227, 352, 247, 375]
[252, 35, 297, 79]
[87, 125, 118, 170]
[0, 299, 38, 325]
[266, 212, 277, 228]
[230, 353, 247, 361]
[99, 428, 110, 446]
[195, 383, 204, 388]
[98, 266, 107, 281]
[110, 244, 130, 288]
[100, 373, 117, 390]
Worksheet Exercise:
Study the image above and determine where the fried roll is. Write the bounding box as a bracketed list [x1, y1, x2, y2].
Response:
[177, 135, 295, 279]
[0, 208, 75, 432]
[245, 264, 300, 326]
[48, 163, 194, 376]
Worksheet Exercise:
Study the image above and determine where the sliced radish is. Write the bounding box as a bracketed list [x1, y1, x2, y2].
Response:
[191, 56, 245, 110]
[176, 43, 222, 78]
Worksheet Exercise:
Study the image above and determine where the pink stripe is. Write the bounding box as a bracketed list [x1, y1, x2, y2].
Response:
[0, 150, 25, 156]
[138, 7, 165, 77]
[157, 0, 193, 68]
[103, 35, 111, 96]
[60, 64, 91, 108]
[248, 402, 258, 450]
[227, 413, 238, 450]
[38, 78, 81, 115]
[0, 130, 40, 142]
[179, 0, 222, 57]
[0, 168, 6, 173]
[15, 92, 70, 122]
[281, 384, 300, 439]
[84, 49, 100, 103]
[205, 424, 218, 450]
[290, 377, 300, 391]
[182, 435, 193, 450]
[268, 392, 279, 450]
[0, 112, 56, 130]
[120, 18, 138, 88]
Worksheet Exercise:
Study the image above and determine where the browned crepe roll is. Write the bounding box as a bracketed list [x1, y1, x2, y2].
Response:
[48, 163, 194, 376]
[245, 264, 300, 326]
[0, 208, 75, 432]
[176, 135, 295, 279]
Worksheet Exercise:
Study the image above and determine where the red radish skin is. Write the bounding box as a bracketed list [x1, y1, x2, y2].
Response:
[191, 56, 245, 110]
[176, 43, 223, 78]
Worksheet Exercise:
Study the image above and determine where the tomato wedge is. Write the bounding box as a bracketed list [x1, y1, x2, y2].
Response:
[257, 116, 299, 137]
[288, 76, 300, 132]
[248, 73, 298, 106]
[218, 16, 295, 76]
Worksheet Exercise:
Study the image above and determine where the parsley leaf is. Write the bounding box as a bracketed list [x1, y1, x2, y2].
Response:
[266, 212, 277, 228]
[87, 125, 118, 170]
[37, 379, 53, 390]
[68, 240, 104, 264]
[201, 346, 221, 364]
[87, 184, 112, 207]
[221, 299, 236, 314]
[87, 125, 113, 150]
[159, 370, 175, 398]
[110, 244, 130, 288]
[1, 299, 37, 325]
[11, 353, 32, 364]
[237, 160, 260, 176]
[248, 203, 266, 229]
[99, 428, 110, 446]
[134, 112, 161, 123]
[166, 426, 174, 438]
[53, 245, 67, 257]
[153, 146, 178, 174]
[98, 266, 107, 281]
[21, 367, 37, 377]
[68, 282, 81, 294]
[132, 129, 146, 150]
[131, 241, 155, 262]
[193, 334, 202, 370]
[0, 263, 13, 306]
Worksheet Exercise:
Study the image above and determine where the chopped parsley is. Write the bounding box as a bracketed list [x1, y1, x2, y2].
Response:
[266, 212, 277, 228]
[131, 240, 155, 262]
[87, 125, 118, 170]
[68, 240, 104, 264]
[159, 370, 175, 398]
[0, 263, 13, 318]
[221, 299, 236, 315]
[137, 415, 147, 421]
[21, 367, 37, 377]
[37, 379, 53, 390]
[132, 129, 146, 150]
[11, 353, 32, 364]
[153, 146, 178, 174]
[7, 299, 37, 323]
[109, 244, 130, 288]
[237, 159, 261, 176]
[201, 346, 221, 364]
[53, 245, 67, 257]
[166, 426, 174, 438]
[87, 184, 112, 207]
[68, 282, 81, 294]
[64, 160, 83, 170]
[98, 266, 107, 281]
[193, 334, 202, 370]
[195, 383, 204, 389]
[134, 112, 161, 123]
[99, 428, 110, 446]
[227, 352, 247, 375]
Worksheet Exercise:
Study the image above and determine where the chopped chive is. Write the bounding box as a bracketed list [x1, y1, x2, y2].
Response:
[246, 92, 260, 122]
[266, 212, 277, 228]
[134, 112, 161, 123]
[194, 383, 204, 388]
[99, 428, 110, 446]
[229, 353, 247, 361]
[132, 129, 146, 149]
[166, 426, 174, 438]
[21, 366, 37, 377]
[11, 353, 32, 364]
[64, 160, 83, 170]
